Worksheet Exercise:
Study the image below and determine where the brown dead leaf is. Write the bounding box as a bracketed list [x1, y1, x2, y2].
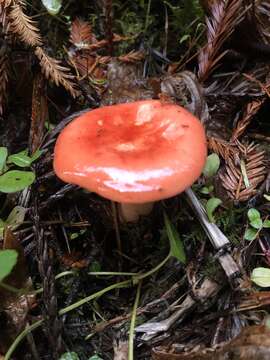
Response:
[238, 291, 270, 311]
[29, 72, 48, 154]
[60, 251, 90, 269]
[152, 325, 270, 360]
[0, 228, 35, 353]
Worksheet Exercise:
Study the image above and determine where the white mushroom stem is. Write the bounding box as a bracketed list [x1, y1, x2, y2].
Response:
[118, 202, 154, 222]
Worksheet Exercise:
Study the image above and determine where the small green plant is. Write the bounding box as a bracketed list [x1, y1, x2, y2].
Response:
[201, 153, 222, 223]
[0, 147, 40, 193]
[251, 267, 270, 287]
[244, 208, 270, 241]
[0, 206, 27, 239]
[205, 197, 222, 223]
[0, 249, 18, 283]
[41, 0, 62, 15]
[59, 353, 80, 360]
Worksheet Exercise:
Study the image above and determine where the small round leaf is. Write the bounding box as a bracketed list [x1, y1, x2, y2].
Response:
[247, 208, 261, 223]
[203, 153, 220, 178]
[206, 197, 222, 223]
[8, 150, 32, 167]
[0, 147, 8, 173]
[0, 170, 35, 193]
[41, 0, 62, 15]
[244, 227, 258, 241]
[251, 267, 270, 287]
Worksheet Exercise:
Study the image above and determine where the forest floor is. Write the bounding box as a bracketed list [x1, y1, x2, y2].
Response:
[1, 1, 270, 359]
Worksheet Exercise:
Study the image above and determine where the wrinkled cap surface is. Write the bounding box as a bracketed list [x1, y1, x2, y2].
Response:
[53, 100, 207, 203]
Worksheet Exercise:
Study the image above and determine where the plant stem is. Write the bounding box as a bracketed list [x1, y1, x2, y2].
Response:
[88, 271, 137, 276]
[4, 254, 171, 359]
[4, 320, 43, 360]
[59, 279, 131, 315]
[4, 279, 132, 360]
[128, 281, 142, 360]
[134, 252, 171, 282]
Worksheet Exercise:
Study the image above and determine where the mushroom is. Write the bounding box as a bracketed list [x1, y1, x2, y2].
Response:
[53, 100, 207, 222]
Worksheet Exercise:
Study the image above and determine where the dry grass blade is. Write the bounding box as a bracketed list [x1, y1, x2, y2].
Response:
[0, 45, 9, 115]
[69, 18, 93, 49]
[219, 142, 266, 201]
[198, 0, 243, 82]
[35, 47, 80, 98]
[9, 3, 42, 47]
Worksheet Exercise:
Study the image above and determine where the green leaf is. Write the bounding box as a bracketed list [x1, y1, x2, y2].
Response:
[8, 149, 42, 167]
[0, 218, 5, 237]
[0, 207, 26, 240]
[6, 206, 27, 229]
[251, 267, 270, 287]
[0, 170, 35, 193]
[59, 352, 80, 360]
[264, 194, 270, 201]
[263, 219, 270, 228]
[8, 150, 32, 167]
[0, 249, 18, 282]
[244, 227, 258, 241]
[0, 147, 8, 173]
[70, 229, 86, 240]
[41, 0, 62, 15]
[205, 198, 222, 223]
[89, 356, 103, 360]
[250, 218, 263, 230]
[30, 149, 42, 162]
[164, 213, 186, 264]
[179, 34, 190, 44]
[89, 261, 101, 272]
[200, 185, 214, 195]
[247, 208, 261, 223]
[203, 153, 220, 178]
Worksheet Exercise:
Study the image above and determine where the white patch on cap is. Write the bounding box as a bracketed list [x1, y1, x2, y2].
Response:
[115, 142, 136, 152]
[102, 167, 173, 192]
[162, 122, 184, 140]
[97, 120, 103, 126]
[135, 103, 154, 126]
[75, 166, 174, 192]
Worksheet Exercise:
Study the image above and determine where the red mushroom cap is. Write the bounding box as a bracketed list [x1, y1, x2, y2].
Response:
[53, 100, 207, 203]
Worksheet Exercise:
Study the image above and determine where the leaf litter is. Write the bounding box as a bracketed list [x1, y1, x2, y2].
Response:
[1, 1, 270, 359]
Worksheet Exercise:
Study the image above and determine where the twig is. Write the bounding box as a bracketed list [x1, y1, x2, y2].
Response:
[184, 188, 241, 286]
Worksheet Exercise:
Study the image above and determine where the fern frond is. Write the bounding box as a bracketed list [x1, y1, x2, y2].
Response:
[0, 0, 12, 9]
[208, 136, 235, 161]
[0, 45, 9, 115]
[198, 0, 243, 82]
[118, 50, 145, 63]
[231, 99, 264, 141]
[35, 47, 80, 98]
[70, 18, 93, 49]
[219, 142, 266, 201]
[9, 3, 42, 47]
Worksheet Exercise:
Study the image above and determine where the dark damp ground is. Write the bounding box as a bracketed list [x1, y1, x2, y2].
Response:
[1, 1, 270, 360]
